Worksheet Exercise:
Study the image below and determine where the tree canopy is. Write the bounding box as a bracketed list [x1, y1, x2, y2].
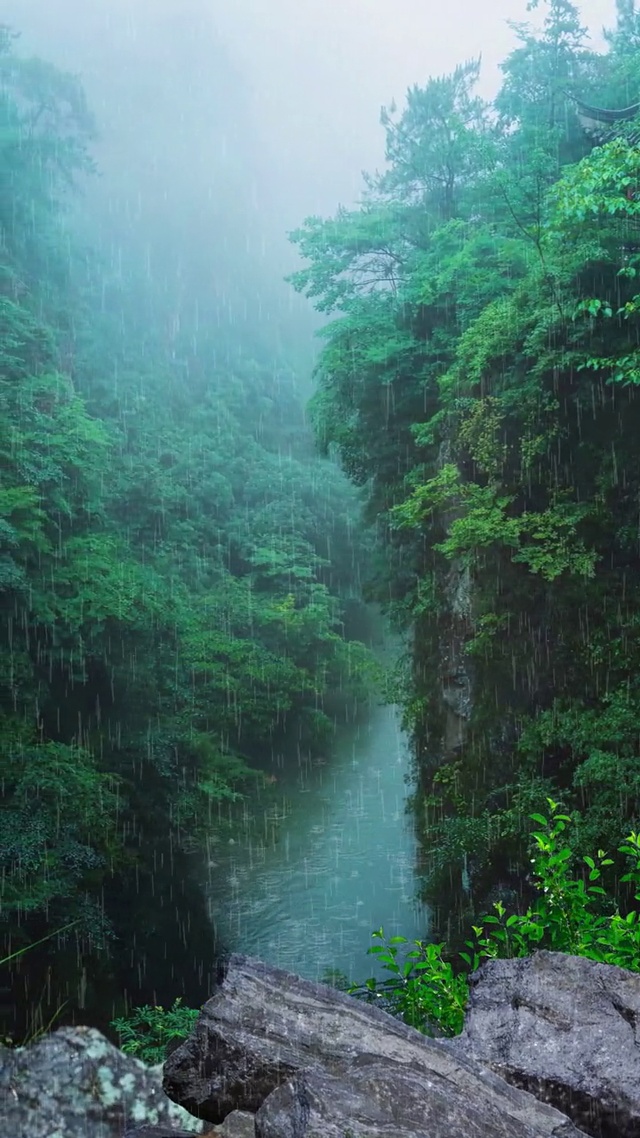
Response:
[289, 0, 640, 924]
[0, 23, 371, 1033]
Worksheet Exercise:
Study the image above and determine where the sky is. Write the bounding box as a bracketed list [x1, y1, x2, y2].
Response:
[4, 0, 620, 228]
[213, 0, 618, 214]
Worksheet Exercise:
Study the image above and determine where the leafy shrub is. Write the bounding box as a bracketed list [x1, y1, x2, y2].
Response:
[111, 998, 199, 1065]
[348, 932, 468, 1036]
[350, 800, 640, 1036]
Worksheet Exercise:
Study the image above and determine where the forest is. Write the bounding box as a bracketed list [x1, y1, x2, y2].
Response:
[4, 0, 640, 1044]
[0, 18, 372, 1036]
[290, 0, 640, 936]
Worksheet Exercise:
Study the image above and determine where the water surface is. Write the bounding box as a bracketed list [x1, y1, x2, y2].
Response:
[204, 692, 428, 985]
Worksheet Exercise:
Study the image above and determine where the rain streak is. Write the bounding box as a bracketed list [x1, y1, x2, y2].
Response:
[2, 4, 640, 1134]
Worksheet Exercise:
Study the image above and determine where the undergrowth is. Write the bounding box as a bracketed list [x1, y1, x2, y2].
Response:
[111, 999, 200, 1064]
[347, 801, 640, 1035]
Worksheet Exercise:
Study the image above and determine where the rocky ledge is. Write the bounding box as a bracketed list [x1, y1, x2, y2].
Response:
[1, 950, 638, 1138]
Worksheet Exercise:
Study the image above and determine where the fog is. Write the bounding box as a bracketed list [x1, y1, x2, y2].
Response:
[4, 0, 619, 240]
[0, 0, 622, 384]
[213, 0, 618, 216]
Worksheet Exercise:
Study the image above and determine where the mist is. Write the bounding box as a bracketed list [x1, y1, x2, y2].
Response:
[4, 0, 640, 1083]
[4, 0, 618, 390]
[3, 0, 619, 247]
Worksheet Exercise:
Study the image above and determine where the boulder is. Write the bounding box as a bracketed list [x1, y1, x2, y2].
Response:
[450, 950, 640, 1138]
[255, 1056, 583, 1138]
[124, 1120, 253, 1138]
[0, 1025, 206, 1138]
[163, 953, 587, 1137]
[124, 1109, 255, 1137]
[211, 1112, 256, 1138]
[124, 1130, 211, 1137]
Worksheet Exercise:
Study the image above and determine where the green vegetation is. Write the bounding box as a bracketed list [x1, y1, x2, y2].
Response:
[348, 802, 640, 1037]
[111, 999, 200, 1065]
[288, 0, 640, 923]
[8, 0, 640, 1051]
[0, 22, 371, 1032]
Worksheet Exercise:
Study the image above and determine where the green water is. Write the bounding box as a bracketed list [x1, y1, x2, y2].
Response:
[203, 692, 428, 985]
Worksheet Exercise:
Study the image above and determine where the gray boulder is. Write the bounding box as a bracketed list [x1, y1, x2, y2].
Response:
[124, 1130, 210, 1137]
[211, 1112, 256, 1138]
[125, 1119, 253, 1138]
[255, 1057, 584, 1138]
[450, 950, 640, 1138]
[163, 953, 587, 1137]
[124, 1109, 255, 1137]
[0, 1025, 206, 1137]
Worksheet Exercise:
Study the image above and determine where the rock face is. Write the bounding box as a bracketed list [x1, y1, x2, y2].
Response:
[163, 953, 587, 1138]
[434, 439, 475, 762]
[0, 1025, 206, 1138]
[255, 1058, 580, 1138]
[440, 559, 474, 755]
[450, 951, 640, 1138]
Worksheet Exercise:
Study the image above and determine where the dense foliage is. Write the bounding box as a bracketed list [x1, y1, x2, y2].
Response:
[289, 0, 640, 925]
[0, 24, 370, 1034]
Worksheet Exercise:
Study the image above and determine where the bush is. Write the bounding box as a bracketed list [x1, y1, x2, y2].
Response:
[111, 998, 200, 1064]
[349, 800, 640, 1036]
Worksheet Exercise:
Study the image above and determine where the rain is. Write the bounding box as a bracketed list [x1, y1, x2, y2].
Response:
[2, 2, 640, 1135]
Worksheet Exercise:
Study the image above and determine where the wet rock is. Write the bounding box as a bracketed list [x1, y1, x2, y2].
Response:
[211, 1112, 256, 1138]
[124, 1130, 212, 1137]
[439, 574, 473, 736]
[0, 1025, 205, 1137]
[435, 440, 475, 759]
[255, 1058, 584, 1138]
[450, 951, 640, 1138]
[124, 1109, 254, 1137]
[123, 1110, 252, 1138]
[163, 953, 587, 1137]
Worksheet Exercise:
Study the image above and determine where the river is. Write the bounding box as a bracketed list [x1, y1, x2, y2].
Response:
[1, 628, 427, 1043]
[202, 679, 428, 986]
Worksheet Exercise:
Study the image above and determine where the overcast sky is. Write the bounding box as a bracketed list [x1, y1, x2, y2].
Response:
[214, 0, 618, 212]
[5, 0, 619, 225]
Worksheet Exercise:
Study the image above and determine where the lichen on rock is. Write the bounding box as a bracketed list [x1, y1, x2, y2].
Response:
[0, 1025, 206, 1137]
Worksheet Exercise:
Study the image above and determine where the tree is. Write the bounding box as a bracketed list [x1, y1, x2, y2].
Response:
[290, 1, 640, 934]
[375, 59, 490, 222]
[0, 26, 372, 1036]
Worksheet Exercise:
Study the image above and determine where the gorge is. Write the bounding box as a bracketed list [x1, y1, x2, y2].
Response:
[3, 4, 640, 1127]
